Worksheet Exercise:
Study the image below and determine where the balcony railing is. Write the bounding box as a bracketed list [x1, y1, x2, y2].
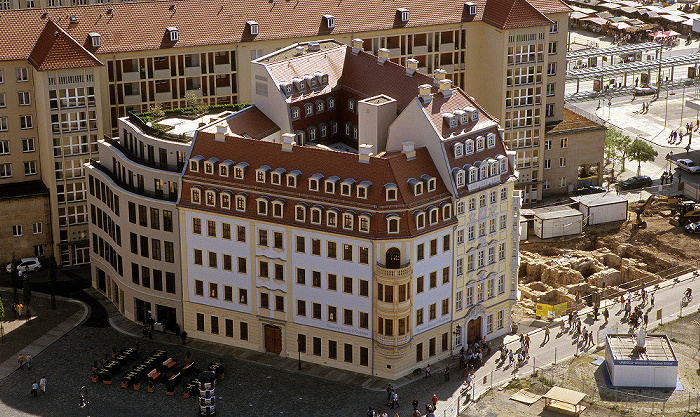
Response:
[103, 136, 182, 173]
[88, 159, 177, 202]
[374, 262, 412, 278]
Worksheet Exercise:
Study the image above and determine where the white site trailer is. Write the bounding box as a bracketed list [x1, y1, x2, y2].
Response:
[571, 194, 628, 225]
[532, 206, 583, 239]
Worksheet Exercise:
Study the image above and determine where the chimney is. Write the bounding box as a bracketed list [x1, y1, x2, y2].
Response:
[405, 59, 419, 76]
[439, 79, 452, 98]
[402, 141, 416, 160]
[351, 38, 363, 54]
[418, 84, 432, 103]
[359, 144, 373, 163]
[295, 46, 304, 56]
[282, 133, 296, 152]
[377, 48, 389, 65]
[214, 125, 227, 142]
[433, 69, 447, 86]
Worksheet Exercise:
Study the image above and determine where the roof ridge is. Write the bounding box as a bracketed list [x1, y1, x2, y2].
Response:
[28, 18, 103, 71]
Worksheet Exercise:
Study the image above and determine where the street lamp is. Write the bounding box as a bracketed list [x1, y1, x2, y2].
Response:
[79, 385, 90, 417]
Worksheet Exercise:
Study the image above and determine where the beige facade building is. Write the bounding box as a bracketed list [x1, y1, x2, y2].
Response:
[542, 108, 605, 197]
[0, 181, 51, 265]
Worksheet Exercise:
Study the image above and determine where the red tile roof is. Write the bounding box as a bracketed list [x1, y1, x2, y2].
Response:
[180, 131, 455, 238]
[482, 0, 552, 29]
[27, 19, 102, 71]
[525, 0, 572, 15]
[201, 106, 280, 140]
[0, 0, 565, 62]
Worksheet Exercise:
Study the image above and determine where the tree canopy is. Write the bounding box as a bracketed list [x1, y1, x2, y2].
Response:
[627, 138, 658, 175]
[605, 127, 632, 174]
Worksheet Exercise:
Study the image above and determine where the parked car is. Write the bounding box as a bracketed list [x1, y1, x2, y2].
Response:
[618, 175, 653, 190]
[685, 221, 700, 234]
[633, 85, 658, 96]
[575, 186, 606, 196]
[676, 158, 700, 174]
[5, 257, 42, 273]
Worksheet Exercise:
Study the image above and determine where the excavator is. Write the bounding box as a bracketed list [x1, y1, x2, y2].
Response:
[632, 195, 688, 228]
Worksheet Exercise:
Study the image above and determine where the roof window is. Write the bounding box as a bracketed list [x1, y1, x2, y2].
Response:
[397, 8, 409, 22]
[323, 15, 335, 29]
[89, 32, 101, 49]
[166, 27, 179, 42]
[247, 21, 259, 36]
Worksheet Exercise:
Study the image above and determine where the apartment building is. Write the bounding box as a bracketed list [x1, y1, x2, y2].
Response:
[169, 40, 517, 378]
[541, 108, 605, 197]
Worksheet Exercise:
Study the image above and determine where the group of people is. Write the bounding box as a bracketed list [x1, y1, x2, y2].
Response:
[368, 387, 440, 417]
[458, 339, 489, 374]
[637, 101, 650, 113]
[10, 303, 25, 318]
[660, 171, 677, 185]
[30, 377, 46, 397]
[17, 353, 32, 369]
[620, 290, 651, 329]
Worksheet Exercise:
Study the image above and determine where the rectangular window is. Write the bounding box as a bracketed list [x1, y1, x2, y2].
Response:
[311, 239, 321, 255]
[312, 302, 321, 319]
[343, 276, 353, 294]
[328, 340, 337, 360]
[207, 220, 216, 237]
[312, 271, 321, 288]
[417, 243, 424, 261]
[359, 247, 369, 264]
[196, 313, 204, 331]
[275, 295, 284, 311]
[430, 239, 437, 256]
[193, 249, 203, 265]
[224, 285, 233, 302]
[222, 223, 231, 239]
[313, 337, 321, 356]
[240, 322, 248, 340]
[166, 273, 176, 293]
[192, 218, 201, 234]
[429, 337, 436, 357]
[258, 229, 268, 246]
[456, 290, 463, 311]
[416, 343, 423, 362]
[296, 236, 305, 253]
[237, 225, 246, 242]
[210, 316, 219, 334]
[297, 299, 306, 316]
[223, 254, 232, 271]
[327, 241, 336, 259]
[209, 282, 218, 299]
[260, 292, 269, 309]
[22, 138, 34, 152]
[429, 271, 437, 289]
[239, 289, 248, 304]
[225, 319, 234, 337]
[194, 280, 204, 296]
[416, 276, 424, 294]
[359, 280, 369, 297]
[429, 303, 436, 320]
[343, 244, 352, 261]
[344, 343, 353, 363]
[442, 267, 450, 284]
[327, 274, 337, 291]
[343, 309, 353, 326]
[273, 231, 283, 249]
[416, 308, 424, 326]
[360, 312, 369, 329]
[442, 298, 449, 315]
[296, 268, 306, 285]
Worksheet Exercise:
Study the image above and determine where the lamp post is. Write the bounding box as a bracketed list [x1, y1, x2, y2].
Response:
[297, 335, 302, 370]
[79, 385, 90, 417]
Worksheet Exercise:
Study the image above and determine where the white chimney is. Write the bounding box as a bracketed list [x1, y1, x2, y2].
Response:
[433, 69, 447, 86]
[402, 141, 416, 160]
[351, 38, 363, 54]
[282, 133, 296, 151]
[439, 79, 452, 98]
[214, 125, 227, 142]
[418, 84, 432, 103]
[377, 48, 390, 65]
[406, 59, 419, 76]
[359, 144, 373, 163]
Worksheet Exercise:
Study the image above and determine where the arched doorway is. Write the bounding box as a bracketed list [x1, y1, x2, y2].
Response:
[385, 247, 401, 269]
[467, 317, 482, 345]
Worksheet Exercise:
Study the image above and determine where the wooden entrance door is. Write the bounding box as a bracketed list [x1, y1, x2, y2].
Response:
[467, 317, 482, 345]
[264, 325, 282, 354]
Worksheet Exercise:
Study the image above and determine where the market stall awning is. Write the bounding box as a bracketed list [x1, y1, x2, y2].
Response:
[599, 2, 622, 9]
[582, 16, 608, 25]
[609, 16, 629, 22]
[610, 21, 632, 30]
[660, 14, 687, 23]
[571, 11, 590, 20]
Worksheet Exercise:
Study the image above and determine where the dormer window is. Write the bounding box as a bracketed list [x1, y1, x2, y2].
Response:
[315, 72, 329, 85]
[421, 174, 436, 192]
[189, 155, 203, 172]
[89, 32, 101, 48]
[327, 209, 338, 227]
[256, 197, 269, 215]
[204, 157, 218, 175]
[415, 211, 426, 229]
[280, 82, 293, 96]
[292, 78, 306, 92]
[453, 142, 464, 158]
[304, 103, 314, 117]
[271, 168, 285, 185]
[272, 200, 284, 218]
[325, 176, 339, 194]
[443, 113, 457, 128]
[342, 212, 354, 230]
[465, 139, 474, 155]
[348, 98, 356, 113]
[256, 165, 270, 183]
[498, 155, 508, 173]
[310, 206, 322, 224]
[247, 21, 259, 36]
[357, 181, 371, 199]
[487, 133, 496, 149]
[476, 136, 485, 152]
[454, 168, 465, 188]
[480, 162, 488, 180]
[489, 159, 498, 176]
[442, 203, 452, 220]
[408, 178, 423, 196]
[340, 179, 355, 197]
[327, 97, 336, 110]
[205, 189, 216, 206]
[465, 2, 477, 15]
[166, 27, 179, 42]
[309, 173, 323, 191]
[387, 215, 400, 234]
[359, 214, 371, 232]
[219, 160, 233, 177]
[454, 109, 467, 125]
[220, 192, 232, 209]
[287, 170, 300, 188]
[429, 207, 439, 225]
[469, 166, 478, 183]
[295, 203, 307, 222]
[234, 162, 248, 179]
[385, 184, 398, 201]
[397, 8, 409, 22]
[235, 194, 247, 211]
[191, 187, 202, 204]
[304, 74, 318, 90]
[323, 14, 335, 29]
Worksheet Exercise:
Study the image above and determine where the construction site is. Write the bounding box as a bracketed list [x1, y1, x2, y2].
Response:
[516, 192, 700, 323]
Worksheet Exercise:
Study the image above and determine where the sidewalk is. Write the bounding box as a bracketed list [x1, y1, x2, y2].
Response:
[0, 289, 88, 380]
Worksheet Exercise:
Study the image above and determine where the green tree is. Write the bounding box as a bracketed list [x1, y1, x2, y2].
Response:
[47, 256, 57, 310]
[605, 127, 632, 175]
[627, 138, 658, 175]
[185, 92, 205, 116]
[8, 257, 19, 304]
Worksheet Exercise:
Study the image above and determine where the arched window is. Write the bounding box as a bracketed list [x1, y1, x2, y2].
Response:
[385, 247, 401, 269]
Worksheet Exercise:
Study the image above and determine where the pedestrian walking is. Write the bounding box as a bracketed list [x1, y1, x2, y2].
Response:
[31, 381, 38, 397]
[39, 377, 46, 393]
[432, 394, 438, 409]
[651, 293, 655, 307]
[180, 330, 187, 345]
[544, 325, 550, 343]
[26, 354, 31, 370]
[560, 319, 565, 334]
[620, 295, 625, 311]
[644, 312, 649, 327]
[386, 384, 394, 405]
[444, 364, 450, 381]
[425, 364, 431, 378]
[589, 331, 594, 347]
[390, 391, 399, 409]
[603, 307, 609, 325]
[525, 334, 530, 349]
[17, 354, 25, 369]
[412, 397, 419, 410]
[11, 303, 16, 318]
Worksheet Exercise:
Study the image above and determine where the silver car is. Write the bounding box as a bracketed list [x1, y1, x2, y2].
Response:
[5, 257, 41, 273]
[677, 158, 700, 174]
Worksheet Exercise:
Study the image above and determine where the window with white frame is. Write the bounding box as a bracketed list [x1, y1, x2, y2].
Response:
[547, 62, 556, 76]
[501, 187, 508, 201]
[456, 201, 465, 215]
[545, 139, 551, 150]
[455, 290, 463, 312]
[429, 208, 438, 225]
[468, 225, 475, 241]
[466, 285, 473, 305]
[387, 216, 399, 233]
[548, 41, 557, 54]
[256, 166, 269, 182]
[348, 98, 355, 112]
[468, 197, 475, 211]
[487, 278, 494, 298]
[486, 314, 493, 334]
[497, 309, 504, 330]
[456, 258, 463, 276]
[465, 139, 474, 154]
[357, 183, 368, 199]
[12, 225, 22, 237]
[455, 170, 465, 187]
[24, 161, 36, 176]
[546, 103, 555, 117]
[327, 97, 335, 109]
[499, 215, 507, 230]
[271, 170, 282, 185]
[310, 207, 322, 224]
[295, 204, 306, 222]
[0, 117, 6, 131]
[476, 136, 485, 151]
[327, 210, 338, 227]
[467, 254, 474, 272]
[487, 133, 496, 149]
[20, 115, 32, 129]
[415, 212, 425, 229]
[546, 83, 555, 96]
[309, 177, 320, 191]
[272, 200, 284, 218]
[544, 159, 551, 169]
[16, 68, 28, 82]
[0, 141, 8, 154]
[456, 229, 464, 244]
[359, 215, 370, 232]
[468, 167, 477, 183]
[488, 246, 495, 264]
[304, 103, 313, 116]
[315, 100, 324, 113]
[498, 275, 505, 295]
[385, 185, 397, 201]
[291, 107, 300, 120]
[342, 212, 353, 230]
[550, 22, 558, 33]
[498, 242, 506, 260]
[325, 177, 337, 194]
[560, 138, 568, 148]
[477, 250, 484, 268]
[453, 142, 464, 158]
[191, 188, 201, 204]
[220, 192, 231, 209]
[477, 282, 484, 302]
[18, 91, 30, 106]
[559, 157, 566, 167]
[32, 222, 42, 234]
[560, 177, 566, 188]
[235, 195, 246, 211]
[205, 190, 216, 206]
[544, 179, 550, 189]
[489, 218, 496, 234]
[0, 93, 4, 108]
[257, 198, 268, 215]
